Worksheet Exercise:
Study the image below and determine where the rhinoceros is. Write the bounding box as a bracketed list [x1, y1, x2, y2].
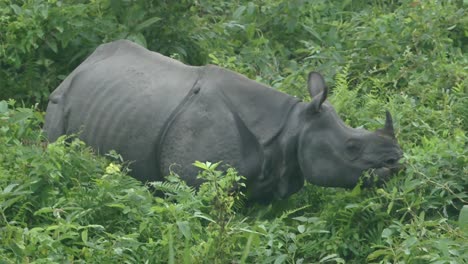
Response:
[44, 40, 403, 202]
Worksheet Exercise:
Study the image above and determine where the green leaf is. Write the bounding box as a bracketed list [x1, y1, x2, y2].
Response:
[345, 203, 359, 209]
[106, 203, 126, 209]
[350, 183, 361, 196]
[402, 236, 418, 250]
[177, 221, 191, 239]
[297, 225, 306, 233]
[40, 6, 48, 18]
[0, 101, 8, 113]
[320, 254, 345, 263]
[84, 225, 105, 230]
[168, 224, 175, 264]
[0, 195, 24, 211]
[82, 229, 88, 243]
[2, 183, 18, 193]
[381, 228, 393, 239]
[193, 211, 215, 223]
[10, 4, 21, 15]
[127, 33, 147, 48]
[34, 207, 54, 215]
[273, 254, 287, 264]
[9, 111, 32, 123]
[240, 233, 254, 264]
[292, 216, 309, 222]
[9, 242, 25, 257]
[459, 205, 468, 233]
[233, 6, 246, 19]
[303, 24, 324, 43]
[367, 249, 390, 261]
[46, 39, 58, 53]
[134, 17, 161, 32]
[246, 2, 256, 15]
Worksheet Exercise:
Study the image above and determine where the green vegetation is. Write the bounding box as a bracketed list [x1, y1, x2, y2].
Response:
[1, 0, 467, 263]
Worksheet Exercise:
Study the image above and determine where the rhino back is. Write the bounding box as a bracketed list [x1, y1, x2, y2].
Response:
[45, 40, 200, 182]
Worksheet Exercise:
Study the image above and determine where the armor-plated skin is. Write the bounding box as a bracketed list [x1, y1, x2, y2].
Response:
[45, 40, 403, 202]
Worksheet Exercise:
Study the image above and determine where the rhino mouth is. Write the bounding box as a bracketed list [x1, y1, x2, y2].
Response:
[362, 164, 404, 187]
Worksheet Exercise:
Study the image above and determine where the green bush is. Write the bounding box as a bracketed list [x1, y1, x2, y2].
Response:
[1, 0, 113, 104]
[1, 0, 467, 263]
[0, 102, 263, 263]
[0, 0, 207, 106]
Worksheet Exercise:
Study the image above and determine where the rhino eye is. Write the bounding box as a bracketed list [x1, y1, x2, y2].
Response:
[345, 139, 363, 160]
[346, 139, 362, 151]
[347, 144, 360, 153]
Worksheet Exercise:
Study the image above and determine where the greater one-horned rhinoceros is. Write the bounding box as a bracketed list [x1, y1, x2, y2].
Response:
[44, 40, 403, 202]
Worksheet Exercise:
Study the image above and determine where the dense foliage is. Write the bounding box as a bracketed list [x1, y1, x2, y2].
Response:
[0, 0, 467, 263]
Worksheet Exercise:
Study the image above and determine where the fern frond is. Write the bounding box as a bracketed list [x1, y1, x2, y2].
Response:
[331, 64, 360, 122]
[279, 205, 311, 220]
[148, 180, 195, 196]
[233, 195, 247, 211]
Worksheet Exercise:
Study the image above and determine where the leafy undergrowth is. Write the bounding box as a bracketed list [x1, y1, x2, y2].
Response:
[1, 92, 466, 264]
[1, 0, 467, 263]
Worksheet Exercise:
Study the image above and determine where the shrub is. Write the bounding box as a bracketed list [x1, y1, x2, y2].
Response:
[1, 0, 467, 262]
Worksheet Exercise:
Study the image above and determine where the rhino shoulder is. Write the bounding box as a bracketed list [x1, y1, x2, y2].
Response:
[203, 65, 300, 144]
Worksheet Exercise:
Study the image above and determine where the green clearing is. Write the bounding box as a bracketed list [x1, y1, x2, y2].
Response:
[1, 1, 467, 263]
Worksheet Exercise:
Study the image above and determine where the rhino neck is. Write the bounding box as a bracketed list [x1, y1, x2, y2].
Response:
[276, 103, 308, 198]
[249, 103, 306, 202]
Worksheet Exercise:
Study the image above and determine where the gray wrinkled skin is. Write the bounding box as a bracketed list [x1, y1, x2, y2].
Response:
[44, 40, 403, 203]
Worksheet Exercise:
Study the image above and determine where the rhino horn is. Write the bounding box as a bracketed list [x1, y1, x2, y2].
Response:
[380, 110, 395, 137]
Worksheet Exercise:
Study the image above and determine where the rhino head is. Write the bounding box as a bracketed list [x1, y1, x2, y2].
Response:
[297, 72, 403, 188]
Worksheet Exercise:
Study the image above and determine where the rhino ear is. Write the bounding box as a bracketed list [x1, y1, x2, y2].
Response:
[307, 72, 326, 97]
[308, 85, 328, 113]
